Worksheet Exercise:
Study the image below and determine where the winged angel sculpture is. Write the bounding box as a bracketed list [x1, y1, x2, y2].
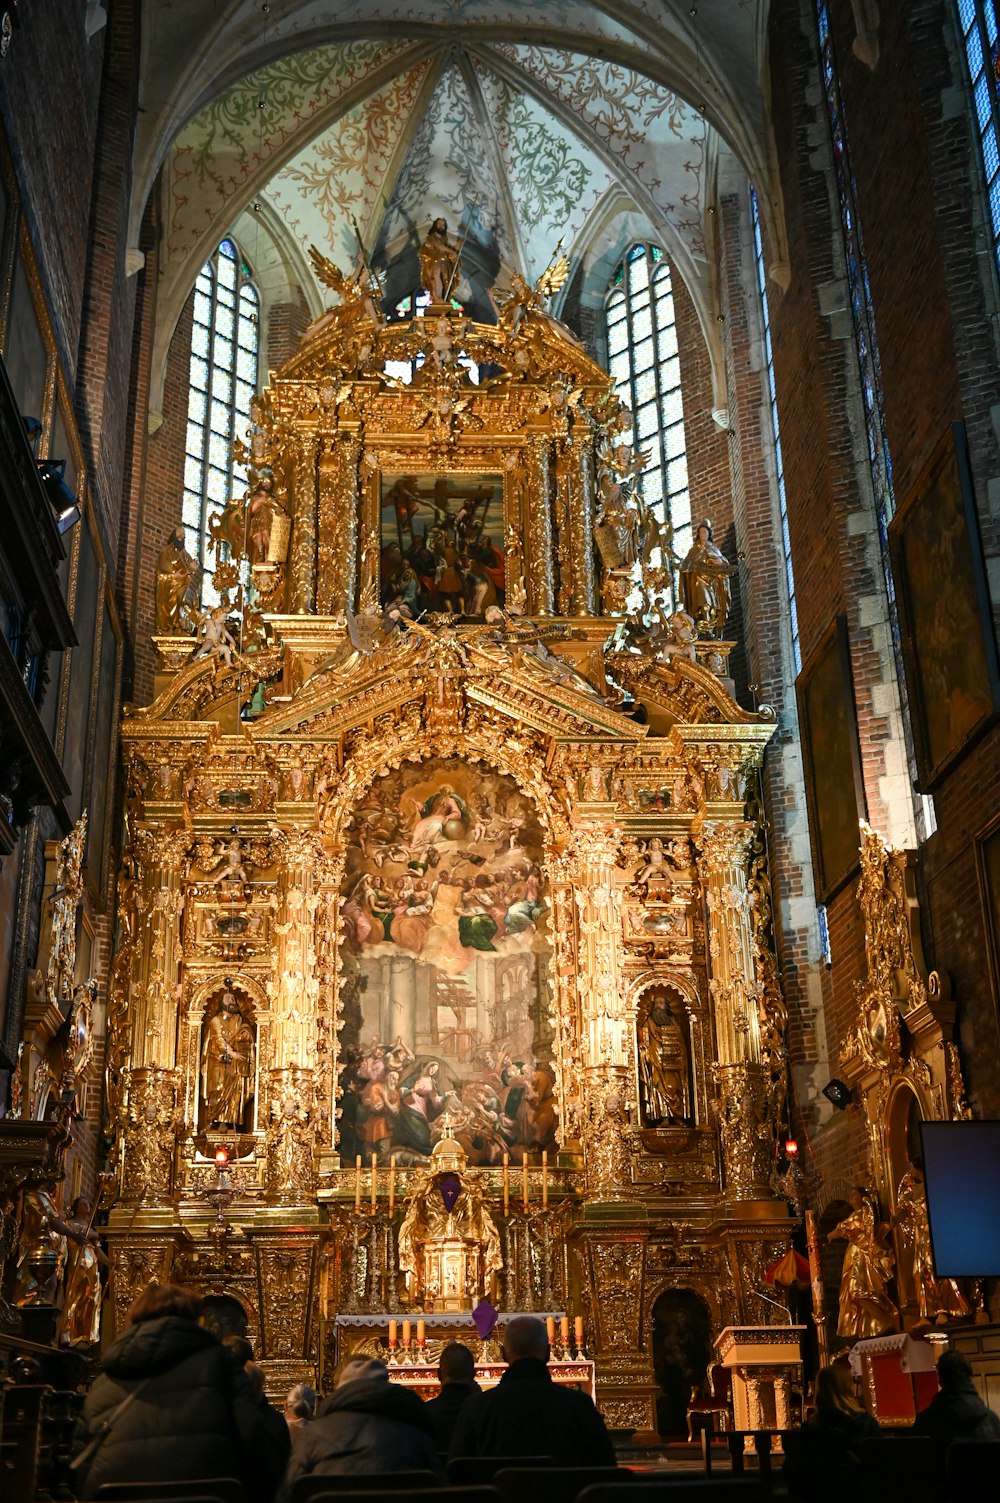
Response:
[492, 248, 582, 353]
[304, 245, 383, 356]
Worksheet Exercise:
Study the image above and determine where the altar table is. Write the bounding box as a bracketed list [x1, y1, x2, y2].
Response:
[849, 1331, 939, 1426]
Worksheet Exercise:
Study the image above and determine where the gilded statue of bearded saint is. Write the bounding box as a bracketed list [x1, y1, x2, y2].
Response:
[419, 218, 460, 303]
[829, 1187, 899, 1340]
[155, 526, 199, 632]
[201, 990, 255, 1129]
[61, 1195, 108, 1346]
[893, 1163, 970, 1324]
[677, 519, 734, 636]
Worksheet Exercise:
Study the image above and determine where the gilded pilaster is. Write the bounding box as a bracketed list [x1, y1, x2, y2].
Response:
[525, 437, 555, 615]
[695, 820, 772, 1200]
[577, 1223, 656, 1431]
[290, 435, 318, 613]
[318, 432, 361, 616]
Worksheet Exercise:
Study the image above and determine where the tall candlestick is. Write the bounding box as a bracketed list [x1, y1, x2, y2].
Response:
[389, 1155, 396, 1217]
[542, 1150, 548, 1209]
[354, 1155, 362, 1212]
[560, 1315, 569, 1345]
[546, 1316, 555, 1345]
[503, 1153, 510, 1216]
[574, 1315, 584, 1350]
[370, 1159, 378, 1211]
[522, 1150, 529, 1210]
[402, 1318, 411, 1346]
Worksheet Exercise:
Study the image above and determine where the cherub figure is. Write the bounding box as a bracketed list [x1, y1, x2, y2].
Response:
[193, 603, 240, 668]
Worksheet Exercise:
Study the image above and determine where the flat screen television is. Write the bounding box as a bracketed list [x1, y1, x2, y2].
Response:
[921, 1120, 1000, 1277]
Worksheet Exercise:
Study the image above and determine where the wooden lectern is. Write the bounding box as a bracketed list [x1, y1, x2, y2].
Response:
[714, 1326, 805, 1431]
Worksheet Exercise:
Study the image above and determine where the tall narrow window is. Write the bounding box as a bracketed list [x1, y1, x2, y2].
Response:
[956, 1, 1000, 281]
[605, 244, 690, 603]
[816, 2, 934, 838]
[750, 187, 801, 675]
[184, 238, 260, 602]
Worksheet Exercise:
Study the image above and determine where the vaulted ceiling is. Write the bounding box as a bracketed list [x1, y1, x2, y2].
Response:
[139, 1, 779, 411]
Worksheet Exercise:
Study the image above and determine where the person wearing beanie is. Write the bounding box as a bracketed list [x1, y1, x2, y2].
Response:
[277, 1358, 442, 1498]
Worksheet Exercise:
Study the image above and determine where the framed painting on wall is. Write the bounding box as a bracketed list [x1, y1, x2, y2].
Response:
[889, 422, 1000, 790]
[795, 615, 868, 903]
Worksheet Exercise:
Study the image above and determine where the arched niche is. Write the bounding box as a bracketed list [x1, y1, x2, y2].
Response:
[336, 753, 557, 1168]
[634, 980, 695, 1129]
[196, 979, 260, 1138]
[650, 1286, 715, 1438]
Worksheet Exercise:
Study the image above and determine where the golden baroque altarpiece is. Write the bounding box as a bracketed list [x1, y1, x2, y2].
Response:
[103, 258, 797, 1423]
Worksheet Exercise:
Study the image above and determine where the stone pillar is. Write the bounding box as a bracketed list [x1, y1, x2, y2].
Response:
[290, 435, 318, 613]
[695, 820, 772, 1200]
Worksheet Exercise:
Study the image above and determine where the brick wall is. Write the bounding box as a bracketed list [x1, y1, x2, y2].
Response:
[266, 290, 311, 371]
[132, 288, 195, 704]
[0, 0, 103, 380]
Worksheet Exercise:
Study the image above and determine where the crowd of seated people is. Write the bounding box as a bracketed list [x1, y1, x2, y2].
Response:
[70, 1292, 614, 1503]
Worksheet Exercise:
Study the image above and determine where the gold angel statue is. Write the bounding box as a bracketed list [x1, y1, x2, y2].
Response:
[305, 246, 382, 345]
[893, 1162, 970, 1324]
[493, 247, 581, 349]
[829, 1187, 899, 1339]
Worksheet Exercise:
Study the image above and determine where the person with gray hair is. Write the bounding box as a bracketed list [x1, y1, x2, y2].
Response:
[448, 1315, 615, 1464]
[277, 1358, 441, 1497]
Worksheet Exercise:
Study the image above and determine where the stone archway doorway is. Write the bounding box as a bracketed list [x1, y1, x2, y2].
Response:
[651, 1287, 714, 1437]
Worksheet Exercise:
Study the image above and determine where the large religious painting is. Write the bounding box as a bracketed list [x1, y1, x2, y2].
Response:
[796, 615, 867, 903]
[889, 423, 1000, 789]
[379, 472, 505, 616]
[338, 756, 556, 1167]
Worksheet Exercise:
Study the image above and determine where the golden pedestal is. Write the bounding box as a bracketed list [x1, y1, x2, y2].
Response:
[715, 1325, 805, 1432]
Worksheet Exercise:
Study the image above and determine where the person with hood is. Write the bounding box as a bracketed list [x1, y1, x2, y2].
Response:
[278, 1357, 441, 1496]
[448, 1315, 615, 1465]
[782, 1361, 879, 1502]
[71, 1283, 281, 1502]
[423, 1342, 481, 1450]
[916, 1348, 1000, 1444]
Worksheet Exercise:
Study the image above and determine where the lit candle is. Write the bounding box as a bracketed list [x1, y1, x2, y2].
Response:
[575, 1315, 584, 1349]
[354, 1155, 362, 1211]
[542, 1150, 548, 1209]
[546, 1316, 556, 1344]
[371, 1159, 378, 1212]
[503, 1153, 510, 1216]
[402, 1318, 411, 1347]
[417, 1318, 426, 1344]
[389, 1319, 398, 1347]
[389, 1155, 396, 1216]
[560, 1315, 570, 1345]
[522, 1150, 529, 1210]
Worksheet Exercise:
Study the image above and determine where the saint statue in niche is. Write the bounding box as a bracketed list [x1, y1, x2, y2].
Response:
[637, 986, 691, 1125]
[200, 985, 256, 1130]
[419, 218, 460, 303]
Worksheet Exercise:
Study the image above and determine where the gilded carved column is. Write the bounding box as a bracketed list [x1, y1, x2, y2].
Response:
[571, 436, 597, 616]
[290, 434, 318, 614]
[525, 437, 555, 615]
[318, 432, 361, 617]
[266, 834, 319, 1203]
[695, 820, 772, 1199]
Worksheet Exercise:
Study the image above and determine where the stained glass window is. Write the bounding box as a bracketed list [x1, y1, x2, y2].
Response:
[750, 187, 800, 675]
[604, 244, 691, 602]
[184, 238, 260, 603]
[956, 2, 1000, 281]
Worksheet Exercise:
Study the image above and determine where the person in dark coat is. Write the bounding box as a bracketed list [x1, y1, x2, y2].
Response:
[448, 1315, 616, 1465]
[72, 1283, 280, 1503]
[915, 1348, 1000, 1444]
[223, 1334, 292, 1491]
[278, 1357, 441, 1497]
[783, 1361, 879, 1503]
[423, 1342, 481, 1451]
